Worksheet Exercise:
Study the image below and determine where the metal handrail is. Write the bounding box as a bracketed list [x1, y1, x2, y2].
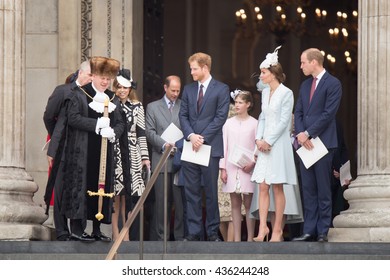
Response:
[106, 144, 173, 260]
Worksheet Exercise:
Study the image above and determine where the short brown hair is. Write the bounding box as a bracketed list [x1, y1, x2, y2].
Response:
[188, 52, 212, 71]
[303, 48, 324, 66]
[164, 75, 181, 87]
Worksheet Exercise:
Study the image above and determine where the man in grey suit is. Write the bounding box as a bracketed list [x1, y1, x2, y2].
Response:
[179, 52, 230, 241]
[146, 75, 185, 241]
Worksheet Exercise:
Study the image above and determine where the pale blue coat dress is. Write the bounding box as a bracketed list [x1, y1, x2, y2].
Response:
[250, 83, 303, 222]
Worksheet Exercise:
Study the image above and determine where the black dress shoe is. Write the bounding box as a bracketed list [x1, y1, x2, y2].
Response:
[207, 235, 222, 242]
[317, 234, 328, 242]
[70, 232, 95, 242]
[91, 232, 112, 242]
[292, 234, 315, 242]
[56, 234, 70, 241]
[183, 235, 200, 241]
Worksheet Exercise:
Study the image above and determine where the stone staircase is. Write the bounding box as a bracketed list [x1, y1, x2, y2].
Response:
[1, 241, 390, 260]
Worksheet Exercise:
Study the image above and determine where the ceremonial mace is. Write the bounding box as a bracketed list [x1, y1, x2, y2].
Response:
[87, 97, 114, 221]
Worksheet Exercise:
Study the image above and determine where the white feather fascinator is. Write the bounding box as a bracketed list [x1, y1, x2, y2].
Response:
[259, 45, 282, 69]
[230, 89, 242, 99]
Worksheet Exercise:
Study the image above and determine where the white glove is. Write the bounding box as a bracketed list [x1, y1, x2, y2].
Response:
[95, 117, 110, 134]
[100, 127, 116, 143]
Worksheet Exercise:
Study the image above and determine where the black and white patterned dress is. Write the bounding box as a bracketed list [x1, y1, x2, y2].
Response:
[114, 100, 149, 196]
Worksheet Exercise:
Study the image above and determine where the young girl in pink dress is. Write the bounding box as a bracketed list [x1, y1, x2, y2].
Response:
[220, 90, 257, 242]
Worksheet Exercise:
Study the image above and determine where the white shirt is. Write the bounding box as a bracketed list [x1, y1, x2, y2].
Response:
[314, 69, 326, 89]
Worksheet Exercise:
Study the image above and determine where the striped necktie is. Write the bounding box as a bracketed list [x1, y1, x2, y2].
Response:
[168, 101, 173, 113]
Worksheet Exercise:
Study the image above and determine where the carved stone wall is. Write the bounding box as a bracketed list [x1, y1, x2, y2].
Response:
[329, 0, 390, 242]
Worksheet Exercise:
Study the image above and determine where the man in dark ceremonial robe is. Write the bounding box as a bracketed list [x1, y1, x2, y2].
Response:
[57, 56, 129, 242]
[43, 60, 92, 241]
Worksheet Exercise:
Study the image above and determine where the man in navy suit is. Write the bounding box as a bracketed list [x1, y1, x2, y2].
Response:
[179, 52, 230, 241]
[293, 48, 342, 242]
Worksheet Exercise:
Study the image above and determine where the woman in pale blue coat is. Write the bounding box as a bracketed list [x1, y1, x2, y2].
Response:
[251, 46, 299, 242]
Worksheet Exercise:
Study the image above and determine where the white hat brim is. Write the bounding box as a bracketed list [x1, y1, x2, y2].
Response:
[117, 75, 131, 88]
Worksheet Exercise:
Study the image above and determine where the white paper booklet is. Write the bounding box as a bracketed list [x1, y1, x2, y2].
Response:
[296, 137, 328, 169]
[228, 144, 255, 168]
[160, 123, 184, 144]
[181, 140, 211, 167]
[339, 160, 352, 186]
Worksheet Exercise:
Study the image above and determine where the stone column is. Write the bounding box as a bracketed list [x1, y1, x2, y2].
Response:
[0, 1, 50, 240]
[329, 0, 390, 242]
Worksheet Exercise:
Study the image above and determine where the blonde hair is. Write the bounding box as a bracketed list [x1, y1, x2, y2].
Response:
[128, 88, 139, 102]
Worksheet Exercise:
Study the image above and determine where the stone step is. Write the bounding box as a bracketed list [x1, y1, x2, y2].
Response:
[1, 241, 390, 260]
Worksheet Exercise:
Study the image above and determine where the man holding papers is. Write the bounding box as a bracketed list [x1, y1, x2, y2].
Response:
[293, 48, 342, 242]
[145, 75, 185, 241]
[179, 52, 230, 241]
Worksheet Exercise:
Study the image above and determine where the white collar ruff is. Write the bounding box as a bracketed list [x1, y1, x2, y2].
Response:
[88, 91, 116, 113]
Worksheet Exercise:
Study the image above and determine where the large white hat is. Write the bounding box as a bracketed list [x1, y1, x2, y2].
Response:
[259, 45, 282, 69]
[116, 68, 134, 88]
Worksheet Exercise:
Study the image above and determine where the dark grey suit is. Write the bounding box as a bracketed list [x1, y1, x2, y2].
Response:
[43, 82, 74, 136]
[145, 96, 185, 240]
[43, 82, 75, 240]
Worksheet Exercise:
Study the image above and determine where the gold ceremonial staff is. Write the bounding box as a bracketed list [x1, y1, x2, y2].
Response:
[87, 97, 114, 221]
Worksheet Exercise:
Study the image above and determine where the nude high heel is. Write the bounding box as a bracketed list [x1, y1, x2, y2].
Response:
[270, 231, 284, 242]
[253, 228, 270, 242]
